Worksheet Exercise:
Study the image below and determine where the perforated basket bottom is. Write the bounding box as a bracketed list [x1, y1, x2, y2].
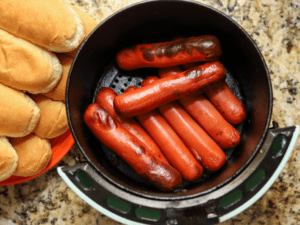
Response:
[92, 61, 246, 192]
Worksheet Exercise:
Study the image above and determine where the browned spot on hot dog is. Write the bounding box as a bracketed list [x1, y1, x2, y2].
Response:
[142, 48, 155, 61]
[89, 104, 117, 130]
[140, 35, 221, 61]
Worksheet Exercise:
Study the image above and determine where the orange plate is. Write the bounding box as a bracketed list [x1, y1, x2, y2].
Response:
[0, 130, 75, 186]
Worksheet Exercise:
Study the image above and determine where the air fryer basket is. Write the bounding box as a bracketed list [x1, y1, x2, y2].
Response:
[60, 1, 299, 224]
[66, 0, 271, 197]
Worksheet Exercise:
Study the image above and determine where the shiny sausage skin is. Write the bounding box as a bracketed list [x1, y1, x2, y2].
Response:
[159, 66, 241, 149]
[95, 87, 169, 164]
[116, 35, 222, 70]
[157, 66, 183, 78]
[205, 83, 247, 124]
[84, 104, 182, 191]
[125, 86, 203, 181]
[181, 63, 247, 124]
[114, 61, 226, 118]
[143, 77, 226, 171]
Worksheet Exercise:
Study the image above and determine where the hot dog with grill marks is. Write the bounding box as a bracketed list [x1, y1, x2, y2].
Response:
[84, 103, 182, 191]
[124, 86, 203, 182]
[142, 77, 226, 171]
[95, 87, 169, 164]
[159, 66, 241, 149]
[181, 62, 247, 124]
[114, 61, 226, 118]
[116, 35, 222, 70]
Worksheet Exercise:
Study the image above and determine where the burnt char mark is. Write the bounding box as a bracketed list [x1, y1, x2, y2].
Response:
[88, 104, 117, 130]
[140, 35, 222, 61]
[193, 36, 222, 60]
[142, 48, 155, 61]
[155, 44, 167, 58]
[165, 43, 185, 57]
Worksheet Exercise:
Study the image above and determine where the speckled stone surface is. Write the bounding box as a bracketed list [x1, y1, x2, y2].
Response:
[0, 0, 299, 224]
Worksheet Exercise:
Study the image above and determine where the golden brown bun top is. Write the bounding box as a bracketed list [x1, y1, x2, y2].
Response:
[30, 95, 69, 139]
[0, 137, 18, 181]
[0, 0, 83, 52]
[66, 5, 98, 58]
[0, 83, 40, 137]
[0, 28, 63, 94]
[42, 54, 72, 102]
[9, 134, 52, 177]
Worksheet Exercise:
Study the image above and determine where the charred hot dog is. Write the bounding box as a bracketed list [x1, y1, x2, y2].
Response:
[95, 87, 169, 164]
[116, 35, 222, 70]
[114, 61, 226, 118]
[84, 104, 182, 191]
[124, 86, 203, 181]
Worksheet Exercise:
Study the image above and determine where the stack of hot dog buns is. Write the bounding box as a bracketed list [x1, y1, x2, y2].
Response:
[85, 35, 247, 191]
[0, 0, 98, 181]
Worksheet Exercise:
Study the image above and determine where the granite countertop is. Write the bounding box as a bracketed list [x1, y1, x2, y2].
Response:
[0, 0, 299, 224]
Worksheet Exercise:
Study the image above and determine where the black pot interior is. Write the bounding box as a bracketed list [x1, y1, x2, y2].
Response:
[67, 0, 272, 199]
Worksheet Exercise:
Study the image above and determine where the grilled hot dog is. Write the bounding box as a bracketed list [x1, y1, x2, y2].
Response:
[124, 86, 203, 181]
[95, 87, 169, 164]
[159, 66, 241, 149]
[114, 61, 226, 118]
[143, 77, 226, 171]
[181, 62, 247, 124]
[84, 104, 182, 191]
[116, 35, 222, 70]
[205, 82, 247, 124]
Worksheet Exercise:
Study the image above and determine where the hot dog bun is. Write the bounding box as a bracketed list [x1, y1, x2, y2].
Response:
[66, 5, 98, 58]
[0, 29, 63, 94]
[0, 83, 40, 137]
[9, 134, 52, 177]
[0, 0, 85, 52]
[42, 54, 72, 101]
[29, 95, 69, 139]
[0, 137, 18, 181]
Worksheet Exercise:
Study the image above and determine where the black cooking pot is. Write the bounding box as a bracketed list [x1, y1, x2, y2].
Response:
[58, 1, 299, 224]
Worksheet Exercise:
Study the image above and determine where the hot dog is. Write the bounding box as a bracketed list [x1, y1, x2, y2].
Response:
[181, 63, 247, 124]
[84, 103, 182, 191]
[205, 83, 247, 124]
[114, 61, 226, 118]
[142, 77, 226, 171]
[157, 66, 183, 78]
[159, 66, 241, 149]
[116, 35, 222, 70]
[95, 87, 169, 164]
[125, 86, 203, 181]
